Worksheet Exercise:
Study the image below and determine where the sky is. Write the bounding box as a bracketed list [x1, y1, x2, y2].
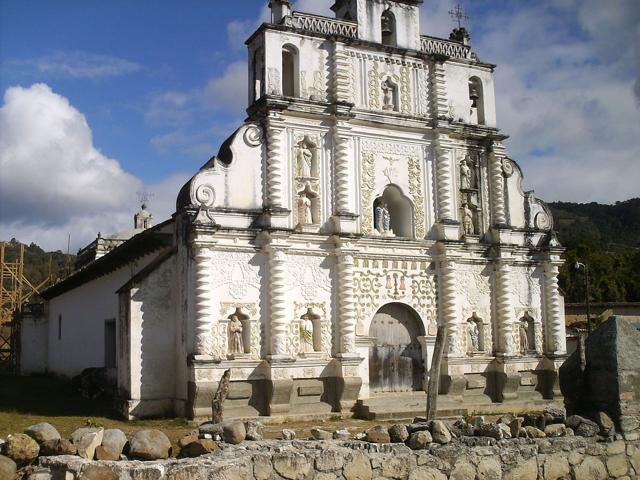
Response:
[0, 0, 638, 252]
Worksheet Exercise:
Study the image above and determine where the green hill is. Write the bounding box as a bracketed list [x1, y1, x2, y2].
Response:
[548, 198, 640, 303]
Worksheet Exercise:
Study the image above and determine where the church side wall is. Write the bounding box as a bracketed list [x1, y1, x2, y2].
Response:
[46, 253, 157, 378]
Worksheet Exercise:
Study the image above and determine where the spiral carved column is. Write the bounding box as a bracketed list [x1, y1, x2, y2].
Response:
[495, 261, 516, 355]
[544, 263, 566, 355]
[265, 118, 285, 209]
[489, 151, 507, 226]
[333, 126, 351, 215]
[194, 246, 214, 356]
[331, 42, 353, 104]
[268, 248, 289, 357]
[430, 61, 449, 119]
[435, 139, 455, 222]
[337, 253, 357, 354]
[439, 259, 462, 356]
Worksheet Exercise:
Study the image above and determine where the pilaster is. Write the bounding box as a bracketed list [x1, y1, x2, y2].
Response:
[438, 255, 464, 357]
[494, 252, 517, 357]
[488, 142, 509, 241]
[265, 241, 292, 360]
[544, 261, 567, 356]
[264, 113, 289, 228]
[331, 40, 354, 105]
[193, 243, 216, 358]
[332, 122, 358, 234]
[335, 242, 359, 358]
[434, 136, 460, 240]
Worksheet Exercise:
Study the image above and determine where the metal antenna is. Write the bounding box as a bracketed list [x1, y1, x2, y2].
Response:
[136, 191, 155, 206]
[448, 3, 469, 30]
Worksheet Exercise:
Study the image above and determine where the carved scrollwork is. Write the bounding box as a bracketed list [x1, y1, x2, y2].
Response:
[243, 124, 263, 147]
[534, 211, 551, 230]
[195, 184, 215, 208]
[502, 158, 514, 177]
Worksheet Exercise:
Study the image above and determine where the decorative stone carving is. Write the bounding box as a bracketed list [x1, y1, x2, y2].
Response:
[295, 137, 316, 178]
[519, 318, 529, 354]
[467, 316, 480, 353]
[367, 62, 380, 110]
[544, 262, 566, 355]
[382, 78, 396, 111]
[265, 116, 285, 208]
[489, 146, 507, 225]
[460, 156, 474, 190]
[228, 314, 244, 356]
[462, 203, 476, 235]
[399, 66, 411, 114]
[267, 67, 281, 95]
[495, 261, 516, 355]
[337, 253, 357, 354]
[374, 201, 392, 235]
[194, 246, 214, 356]
[361, 152, 376, 234]
[333, 125, 352, 215]
[294, 302, 330, 354]
[439, 259, 463, 356]
[243, 125, 263, 147]
[435, 138, 455, 222]
[298, 193, 314, 225]
[502, 158, 514, 177]
[210, 252, 261, 301]
[288, 254, 331, 302]
[268, 248, 289, 357]
[408, 157, 426, 238]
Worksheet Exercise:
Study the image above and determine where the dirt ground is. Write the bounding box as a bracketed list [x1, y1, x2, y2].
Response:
[0, 375, 402, 451]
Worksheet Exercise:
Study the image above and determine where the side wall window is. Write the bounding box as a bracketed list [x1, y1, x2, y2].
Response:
[381, 10, 397, 47]
[282, 45, 298, 97]
[468, 77, 485, 125]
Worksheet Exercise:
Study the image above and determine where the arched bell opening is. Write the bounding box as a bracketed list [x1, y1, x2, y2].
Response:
[373, 185, 414, 238]
[282, 44, 299, 97]
[468, 76, 485, 125]
[381, 9, 397, 47]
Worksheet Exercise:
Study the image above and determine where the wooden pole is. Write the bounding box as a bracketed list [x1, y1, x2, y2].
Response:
[211, 369, 231, 423]
[426, 325, 447, 421]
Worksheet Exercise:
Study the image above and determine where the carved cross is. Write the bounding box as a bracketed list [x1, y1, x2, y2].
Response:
[448, 3, 469, 29]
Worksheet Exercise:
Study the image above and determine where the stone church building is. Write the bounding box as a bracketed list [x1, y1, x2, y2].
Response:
[37, 0, 567, 419]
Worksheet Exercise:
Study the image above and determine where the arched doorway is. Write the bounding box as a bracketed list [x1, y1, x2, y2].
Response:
[368, 303, 424, 393]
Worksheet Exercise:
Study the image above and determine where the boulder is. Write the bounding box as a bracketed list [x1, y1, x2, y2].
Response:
[0, 455, 17, 480]
[70, 427, 104, 460]
[198, 422, 224, 437]
[4, 434, 39, 465]
[272, 452, 312, 480]
[95, 445, 120, 461]
[281, 429, 296, 440]
[407, 430, 432, 450]
[388, 424, 409, 443]
[178, 439, 218, 458]
[524, 426, 546, 438]
[333, 429, 351, 441]
[565, 415, 584, 430]
[430, 420, 451, 444]
[365, 426, 390, 443]
[310, 428, 333, 440]
[407, 422, 431, 434]
[101, 429, 128, 457]
[496, 414, 515, 425]
[476, 423, 503, 440]
[574, 456, 607, 480]
[497, 423, 512, 439]
[39, 439, 77, 456]
[244, 420, 264, 441]
[222, 422, 246, 444]
[343, 452, 372, 480]
[128, 430, 172, 460]
[620, 415, 640, 433]
[509, 418, 524, 439]
[544, 423, 567, 437]
[595, 411, 615, 436]
[178, 434, 199, 448]
[24, 423, 60, 445]
[575, 418, 599, 437]
[543, 405, 566, 424]
[450, 419, 475, 437]
[523, 413, 546, 431]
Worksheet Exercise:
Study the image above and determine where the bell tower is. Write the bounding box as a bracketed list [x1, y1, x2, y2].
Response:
[331, 0, 422, 50]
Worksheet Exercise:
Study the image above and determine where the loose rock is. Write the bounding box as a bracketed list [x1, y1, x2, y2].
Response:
[281, 429, 296, 441]
[524, 426, 546, 438]
[575, 418, 599, 437]
[95, 445, 121, 461]
[101, 429, 128, 457]
[39, 439, 77, 456]
[24, 423, 60, 445]
[222, 422, 246, 445]
[365, 426, 390, 444]
[389, 424, 409, 443]
[595, 411, 615, 437]
[128, 429, 172, 460]
[509, 418, 524, 439]
[543, 405, 566, 424]
[333, 429, 351, 441]
[179, 439, 218, 458]
[310, 428, 333, 441]
[408, 430, 432, 450]
[0, 455, 17, 480]
[476, 423, 503, 440]
[565, 415, 584, 430]
[71, 427, 104, 460]
[4, 434, 40, 465]
[544, 423, 567, 437]
[431, 420, 451, 444]
[523, 413, 546, 431]
[244, 420, 264, 441]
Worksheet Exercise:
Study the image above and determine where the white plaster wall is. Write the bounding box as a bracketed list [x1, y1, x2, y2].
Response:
[505, 162, 527, 229]
[20, 316, 48, 374]
[444, 63, 497, 127]
[47, 252, 157, 378]
[128, 256, 176, 401]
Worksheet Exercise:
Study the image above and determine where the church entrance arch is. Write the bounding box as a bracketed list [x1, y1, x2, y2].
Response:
[368, 303, 425, 393]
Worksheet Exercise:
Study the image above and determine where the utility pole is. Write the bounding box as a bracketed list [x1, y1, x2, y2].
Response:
[575, 262, 592, 334]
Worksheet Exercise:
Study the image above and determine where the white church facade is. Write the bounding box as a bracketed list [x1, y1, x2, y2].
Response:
[37, 0, 567, 419]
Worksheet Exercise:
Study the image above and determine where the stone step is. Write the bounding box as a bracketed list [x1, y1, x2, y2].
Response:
[355, 393, 467, 420]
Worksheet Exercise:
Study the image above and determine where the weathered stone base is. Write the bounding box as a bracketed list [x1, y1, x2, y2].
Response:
[34, 437, 640, 480]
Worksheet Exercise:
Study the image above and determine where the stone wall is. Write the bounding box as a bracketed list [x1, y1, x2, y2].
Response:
[32, 437, 640, 480]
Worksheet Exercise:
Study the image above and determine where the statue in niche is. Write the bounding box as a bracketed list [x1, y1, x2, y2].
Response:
[297, 141, 314, 177]
[299, 311, 315, 354]
[467, 319, 480, 353]
[298, 193, 314, 225]
[228, 314, 244, 355]
[460, 157, 473, 190]
[374, 201, 391, 234]
[462, 203, 476, 235]
[519, 319, 529, 354]
[382, 79, 395, 111]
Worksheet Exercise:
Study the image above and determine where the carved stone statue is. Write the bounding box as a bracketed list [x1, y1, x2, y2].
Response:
[299, 194, 313, 225]
[299, 313, 314, 354]
[228, 315, 244, 355]
[462, 203, 475, 235]
[382, 79, 395, 111]
[374, 201, 391, 235]
[297, 142, 313, 177]
[460, 158, 472, 189]
[467, 320, 479, 353]
[519, 319, 529, 354]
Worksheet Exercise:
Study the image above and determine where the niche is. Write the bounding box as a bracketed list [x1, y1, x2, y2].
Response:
[466, 313, 485, 354]
[296, 184, 320, 227]
[227, 307, 251, 358]
[468, 77, 485, 125]
[373, 185, 414, 238]
[381, 78, 399, 112]
[251, 48, 265, 103]
[299, 307, 322, 355]
[381, 9, 397, 47]
[282, 44, 299, 97]
[295, 136, 319, 178]
[518, 312, 536, 355]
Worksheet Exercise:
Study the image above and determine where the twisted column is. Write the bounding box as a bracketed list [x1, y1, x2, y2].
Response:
[430, 61, 449, 119]
[495, 261, 516, 355]
[268, 248, 289, 357]
[194, 246, 214, 355]
[333, 125, 351, 215]
[438, 259, 462, 356]
[331, 41, 353, 104]
[435, 139, 455, 222]
[265, 117, 285, 208]
[337, 253, 357, 354]
[544, 263, 566, 355]
[489, 149, 507, 226]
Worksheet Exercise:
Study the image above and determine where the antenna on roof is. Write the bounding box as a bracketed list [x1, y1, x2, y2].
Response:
[136, 191, 155, 207]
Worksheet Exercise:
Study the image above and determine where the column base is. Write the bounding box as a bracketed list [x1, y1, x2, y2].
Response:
[435, 221, 461, 241]
[331, 213, 359, 234]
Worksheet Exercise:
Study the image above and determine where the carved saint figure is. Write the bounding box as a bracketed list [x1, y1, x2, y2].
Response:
[382, 79, 395, 111]
[374, 201, 391, 234]
[467, 320, 479, 353]
[299, 194, 313, 225]
[462, 203, 475, 235]
[228, 315, 244, 355]
[297, 143, 313, 177]
[519, 319, 529, 354]
[300, 313, 314, 354]
[460, 158, 473, 189]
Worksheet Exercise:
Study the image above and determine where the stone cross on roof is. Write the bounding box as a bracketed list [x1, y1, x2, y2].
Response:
[448, 3, 469, 29]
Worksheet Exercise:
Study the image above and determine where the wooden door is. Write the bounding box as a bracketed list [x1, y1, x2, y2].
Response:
[369, 303, 424, 393]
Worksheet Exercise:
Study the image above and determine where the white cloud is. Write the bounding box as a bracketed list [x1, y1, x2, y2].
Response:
[0, 84, 180, 251]
[203, 61, 248, 112]
[293, 0, 333, 16]
[11, 51, 141, 78]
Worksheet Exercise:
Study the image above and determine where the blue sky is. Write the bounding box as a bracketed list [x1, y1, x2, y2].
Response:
[1, 0, 639, 251]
